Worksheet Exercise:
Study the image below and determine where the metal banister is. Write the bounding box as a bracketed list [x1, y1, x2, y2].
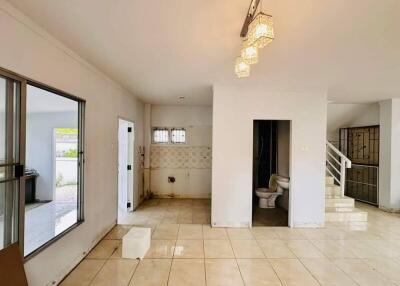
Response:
[326, 141, 352, 196]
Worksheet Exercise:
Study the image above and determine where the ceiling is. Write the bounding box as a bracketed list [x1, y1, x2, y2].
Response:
[7, 0, 400, 105]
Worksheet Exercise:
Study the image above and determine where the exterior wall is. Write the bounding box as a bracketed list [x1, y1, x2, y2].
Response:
[212, 85, 327, 228]
[150, 105, 212, 198]
[0, 2, 144, 285]
[26, 111, 77, 201]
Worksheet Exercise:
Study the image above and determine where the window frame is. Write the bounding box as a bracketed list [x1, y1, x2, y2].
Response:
[171, 128, 186, 144]
[23, 81, 86, 260]
[152, 127, 170, 144]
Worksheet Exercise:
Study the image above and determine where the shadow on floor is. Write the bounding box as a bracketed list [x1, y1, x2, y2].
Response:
[252, 206, 288, 226]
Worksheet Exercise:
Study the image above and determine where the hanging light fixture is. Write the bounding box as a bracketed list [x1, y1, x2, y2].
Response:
[235, 57, 250, 78]
[241, 38, 259, 65]
[247, 12, 274, 48]
[235, 0, 274, 78]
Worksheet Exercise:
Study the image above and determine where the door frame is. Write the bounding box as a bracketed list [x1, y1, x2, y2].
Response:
[0, 68, 27, 255]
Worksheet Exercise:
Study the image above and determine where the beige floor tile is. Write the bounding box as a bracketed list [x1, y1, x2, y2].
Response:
[129, 259, 171, 286]
[257, 240, 295, 258]
[269, 258, 319, 286]
[333, 258, 395, 286]
[301, 258, 357, 285]
[205, 259, 244, 286]
[272, 228, 306, 240]
[202, 225, 228, 240]
[286, 240, 324, 258]
[152, 224, 179, 239]
[90, 258, 138, 286]
[145, 240, 176, 258]
[251, 227, 279, 240]
[336, 240, 383, 258]
[87, 240, 120, 259]
[237, 259, 282, 286]
[230, 240, 264, 258]
[110, 241, 122, 258]
[227, 228, 254, 240]
[204, 240, 234, 258]
[177, 224, 203, 239]
[168, 259, 206, 286]
[60, 259, 105, 286]
[173, 240, 204, 258]
[363, 257, 400, 284]
[310, 239, 357, 258]
[104, 225, 132, 240]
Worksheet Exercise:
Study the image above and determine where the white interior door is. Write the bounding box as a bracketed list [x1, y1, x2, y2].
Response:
[118, 119, 134, 212]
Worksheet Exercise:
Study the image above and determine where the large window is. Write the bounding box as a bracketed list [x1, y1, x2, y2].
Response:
[24, 83, 85, 257]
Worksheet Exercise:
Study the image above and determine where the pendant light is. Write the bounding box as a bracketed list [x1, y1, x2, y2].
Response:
[235, 57, 250, 78]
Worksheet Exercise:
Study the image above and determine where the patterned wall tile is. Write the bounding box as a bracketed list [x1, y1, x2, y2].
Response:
[150, 145, 212, 169]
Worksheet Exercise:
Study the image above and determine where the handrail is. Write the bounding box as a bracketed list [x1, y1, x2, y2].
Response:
[326, 141, 352, 196]
[326, 141, 351, 168]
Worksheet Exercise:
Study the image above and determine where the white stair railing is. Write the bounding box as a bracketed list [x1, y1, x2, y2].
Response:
[326, 141, 351, 197]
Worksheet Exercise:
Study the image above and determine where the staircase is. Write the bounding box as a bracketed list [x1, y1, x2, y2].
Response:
[325, 176, 367, 222]
[325, 142, 368, 223]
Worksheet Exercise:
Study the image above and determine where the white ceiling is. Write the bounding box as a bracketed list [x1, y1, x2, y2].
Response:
[7, 0, 400, 105]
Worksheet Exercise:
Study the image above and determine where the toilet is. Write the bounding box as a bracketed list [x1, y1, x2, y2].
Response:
[256, 174, 290, 208]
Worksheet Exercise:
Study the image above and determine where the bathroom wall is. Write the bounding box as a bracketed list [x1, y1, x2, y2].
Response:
[212, 85, 327, 228]
[150, 105, 212, 198]
[277, 120, 290, 177]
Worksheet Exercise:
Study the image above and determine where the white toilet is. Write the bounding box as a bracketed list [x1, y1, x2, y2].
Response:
[256, 174, 290, 208]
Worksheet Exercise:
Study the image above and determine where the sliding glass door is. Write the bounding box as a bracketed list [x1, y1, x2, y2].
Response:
[0, 72, 25, 252]
[0, 67, 85, 259]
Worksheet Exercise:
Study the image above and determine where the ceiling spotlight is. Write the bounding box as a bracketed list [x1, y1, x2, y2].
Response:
[241, 39, 259, 65]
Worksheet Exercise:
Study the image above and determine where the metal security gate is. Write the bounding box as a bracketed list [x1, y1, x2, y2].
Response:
[339, 126, 379, 205]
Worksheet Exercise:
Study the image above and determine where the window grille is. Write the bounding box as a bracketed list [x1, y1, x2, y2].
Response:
[153, 128, 169, 143]
[171, 128, 186, 143]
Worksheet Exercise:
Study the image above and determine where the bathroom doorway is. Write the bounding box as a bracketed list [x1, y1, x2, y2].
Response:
[252, 120, 290, 226]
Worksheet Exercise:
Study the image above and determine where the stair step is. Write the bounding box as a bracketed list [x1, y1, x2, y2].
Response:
[325, 176, 335, 185]
[325, 184, 341, 196]
[325, 196, 355, 208]
[325, 207, 368, 222]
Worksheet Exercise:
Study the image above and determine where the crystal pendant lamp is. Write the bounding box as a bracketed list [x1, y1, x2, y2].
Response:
[247, 12, 274, 48]
[235, 57, 250, 78]
[241, 38, 259, 65]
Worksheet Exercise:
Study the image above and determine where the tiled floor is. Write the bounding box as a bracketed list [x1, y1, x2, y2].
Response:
[118, 198, 211, 225]
[252, 206, 288, 226]
[61, 200, 400, 286]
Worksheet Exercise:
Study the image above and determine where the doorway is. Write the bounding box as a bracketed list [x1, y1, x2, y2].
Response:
[252, 120, 290, 226]
[117, 119, 135, 223]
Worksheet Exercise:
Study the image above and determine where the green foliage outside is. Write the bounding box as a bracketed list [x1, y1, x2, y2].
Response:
[55, 128, 78, 135]
[64, 149, 78, 158]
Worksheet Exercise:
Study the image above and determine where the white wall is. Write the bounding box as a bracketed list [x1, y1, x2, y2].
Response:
[150, 105, 212, 198]
[0, 2, 144, 285]
[327, 103, 380, 143]
[379, 99, 400, 211]
[212, 85, 327, 228]
[26, 111, 77, 201]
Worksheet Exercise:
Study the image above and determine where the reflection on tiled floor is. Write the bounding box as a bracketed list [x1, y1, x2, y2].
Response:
[118, 198, 211, 225]
[61, 201, 400, 286]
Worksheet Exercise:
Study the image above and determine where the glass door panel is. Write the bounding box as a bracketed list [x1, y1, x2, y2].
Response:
[0, 74, 22, 251]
